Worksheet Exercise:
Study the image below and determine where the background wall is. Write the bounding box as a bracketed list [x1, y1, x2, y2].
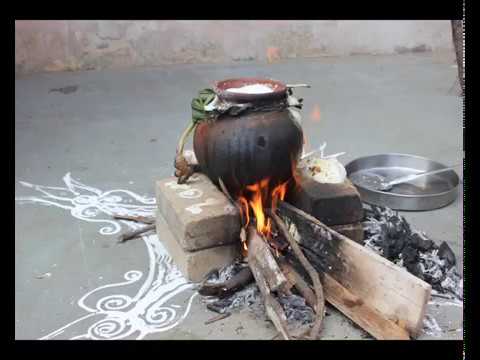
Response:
[15, 20, 454, 76]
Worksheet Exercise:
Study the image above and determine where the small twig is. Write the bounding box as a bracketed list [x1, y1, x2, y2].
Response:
[112, 214, 155, 224]
[218, 177, 248, 244]
[117, 224, 156, 243]
[204, 312, 231, 325]
[218, 178, 246, 224]
[431, 292, 455, 300]
[271, 211, 325, 340]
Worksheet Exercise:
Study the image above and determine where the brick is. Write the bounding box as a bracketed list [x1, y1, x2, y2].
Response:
[156, 212, 240, 283]
[286, 177, 364, 226]
[155, 174, 241, 252]
[331, 222, 364, 244]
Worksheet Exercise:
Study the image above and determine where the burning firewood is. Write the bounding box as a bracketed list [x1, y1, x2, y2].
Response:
[217, 173, 323, 339]
[270, 210, 325, 340]
[279, 261, 317, 311]
[247, 226, 290, 293]
[253, 262, 291, 340]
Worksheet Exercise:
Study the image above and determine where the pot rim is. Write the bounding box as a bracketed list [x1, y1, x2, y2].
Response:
[213, 77, 287, 103]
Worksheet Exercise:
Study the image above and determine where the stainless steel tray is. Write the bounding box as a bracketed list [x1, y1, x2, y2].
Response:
[345, 153, 460, 211]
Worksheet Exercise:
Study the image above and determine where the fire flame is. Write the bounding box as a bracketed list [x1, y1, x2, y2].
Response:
[310, 104, 321, 123]
[237, 178, 288, 237]
[266, 47, 281, 64]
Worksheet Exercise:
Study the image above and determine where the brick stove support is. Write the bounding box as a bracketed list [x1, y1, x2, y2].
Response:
[287, 176, 364, 226]
[156, 212, 239, 283]
[155, 173, 242, 282]
[156, 174, 241, 252]
[154, 173, 365, 283]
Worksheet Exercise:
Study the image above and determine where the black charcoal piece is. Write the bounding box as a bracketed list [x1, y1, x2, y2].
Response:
[408, 233, 435, 252]
[362, 204, 463, 300]
[438, 241, 456, 267]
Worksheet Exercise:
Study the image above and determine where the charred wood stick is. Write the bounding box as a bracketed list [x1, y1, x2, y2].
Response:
[112, 214, 155, 224]
[249, 257, 290, 340]
[279, 261, 317, 311]
[218, 177, 248, 249]
[218, 177, 246, 227]
[247, 226, 290, 294]
[117, 224, 156, 243]
[204, 312, 231, 325]
[270, 211, 325, 340]
[198, 267, 254, 298]
[218, 177, 237, 208]
[431, 292, 455, 300]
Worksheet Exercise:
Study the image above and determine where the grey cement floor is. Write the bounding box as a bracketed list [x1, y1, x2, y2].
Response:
[15, 53, 463, 340]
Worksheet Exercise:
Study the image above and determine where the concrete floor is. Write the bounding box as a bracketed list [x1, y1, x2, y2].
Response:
[15, 53, 463, 340]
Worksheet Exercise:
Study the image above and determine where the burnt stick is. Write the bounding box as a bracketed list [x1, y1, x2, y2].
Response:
[117, 224, 156, 243]
[270, 210, 325, 340]
[112, 214, 155, 224]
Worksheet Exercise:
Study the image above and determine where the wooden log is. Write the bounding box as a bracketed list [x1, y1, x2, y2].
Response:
[249, 257, 290, 340]
[204, 312, 231, 325]
[278, 201, 431, 338]
[322, 273, 410, 340]
[331, 222, 364, 245]
[246, 226, 289, 293]
[271, 211, 325, 340]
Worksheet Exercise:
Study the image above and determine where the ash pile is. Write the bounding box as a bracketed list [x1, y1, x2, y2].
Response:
[198, 261, 315, 329]
[363, 204, 463, 300]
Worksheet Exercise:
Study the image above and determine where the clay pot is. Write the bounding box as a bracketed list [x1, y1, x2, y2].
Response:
[193, 78, 303, 195]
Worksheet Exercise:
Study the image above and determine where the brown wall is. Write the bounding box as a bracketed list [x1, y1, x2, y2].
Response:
[15, 20, 454, 76]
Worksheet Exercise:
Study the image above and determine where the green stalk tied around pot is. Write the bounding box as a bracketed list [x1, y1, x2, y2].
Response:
[174, 88, 216, 184]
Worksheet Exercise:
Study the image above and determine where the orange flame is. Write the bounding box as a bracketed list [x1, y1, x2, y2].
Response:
[310, 104, 321, 123]
[266, 47, 281, 64]
[238, 196, 250, 226]
[242, 241, 248, 257]
[238, 178, 288, 237]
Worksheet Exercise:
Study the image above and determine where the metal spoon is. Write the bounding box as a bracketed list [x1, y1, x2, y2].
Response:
[377, 166, 459, 192]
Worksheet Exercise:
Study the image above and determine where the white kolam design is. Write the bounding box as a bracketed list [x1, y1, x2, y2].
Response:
[15, 173, 197, 340]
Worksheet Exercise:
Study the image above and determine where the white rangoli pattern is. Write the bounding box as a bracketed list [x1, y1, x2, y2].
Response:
[15, 173, 197, 340]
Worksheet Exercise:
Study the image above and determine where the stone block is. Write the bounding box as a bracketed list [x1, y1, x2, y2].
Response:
[156, 212, 240, 283]
[155, 174, 241, 252]
[286, 177, 364, 226]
